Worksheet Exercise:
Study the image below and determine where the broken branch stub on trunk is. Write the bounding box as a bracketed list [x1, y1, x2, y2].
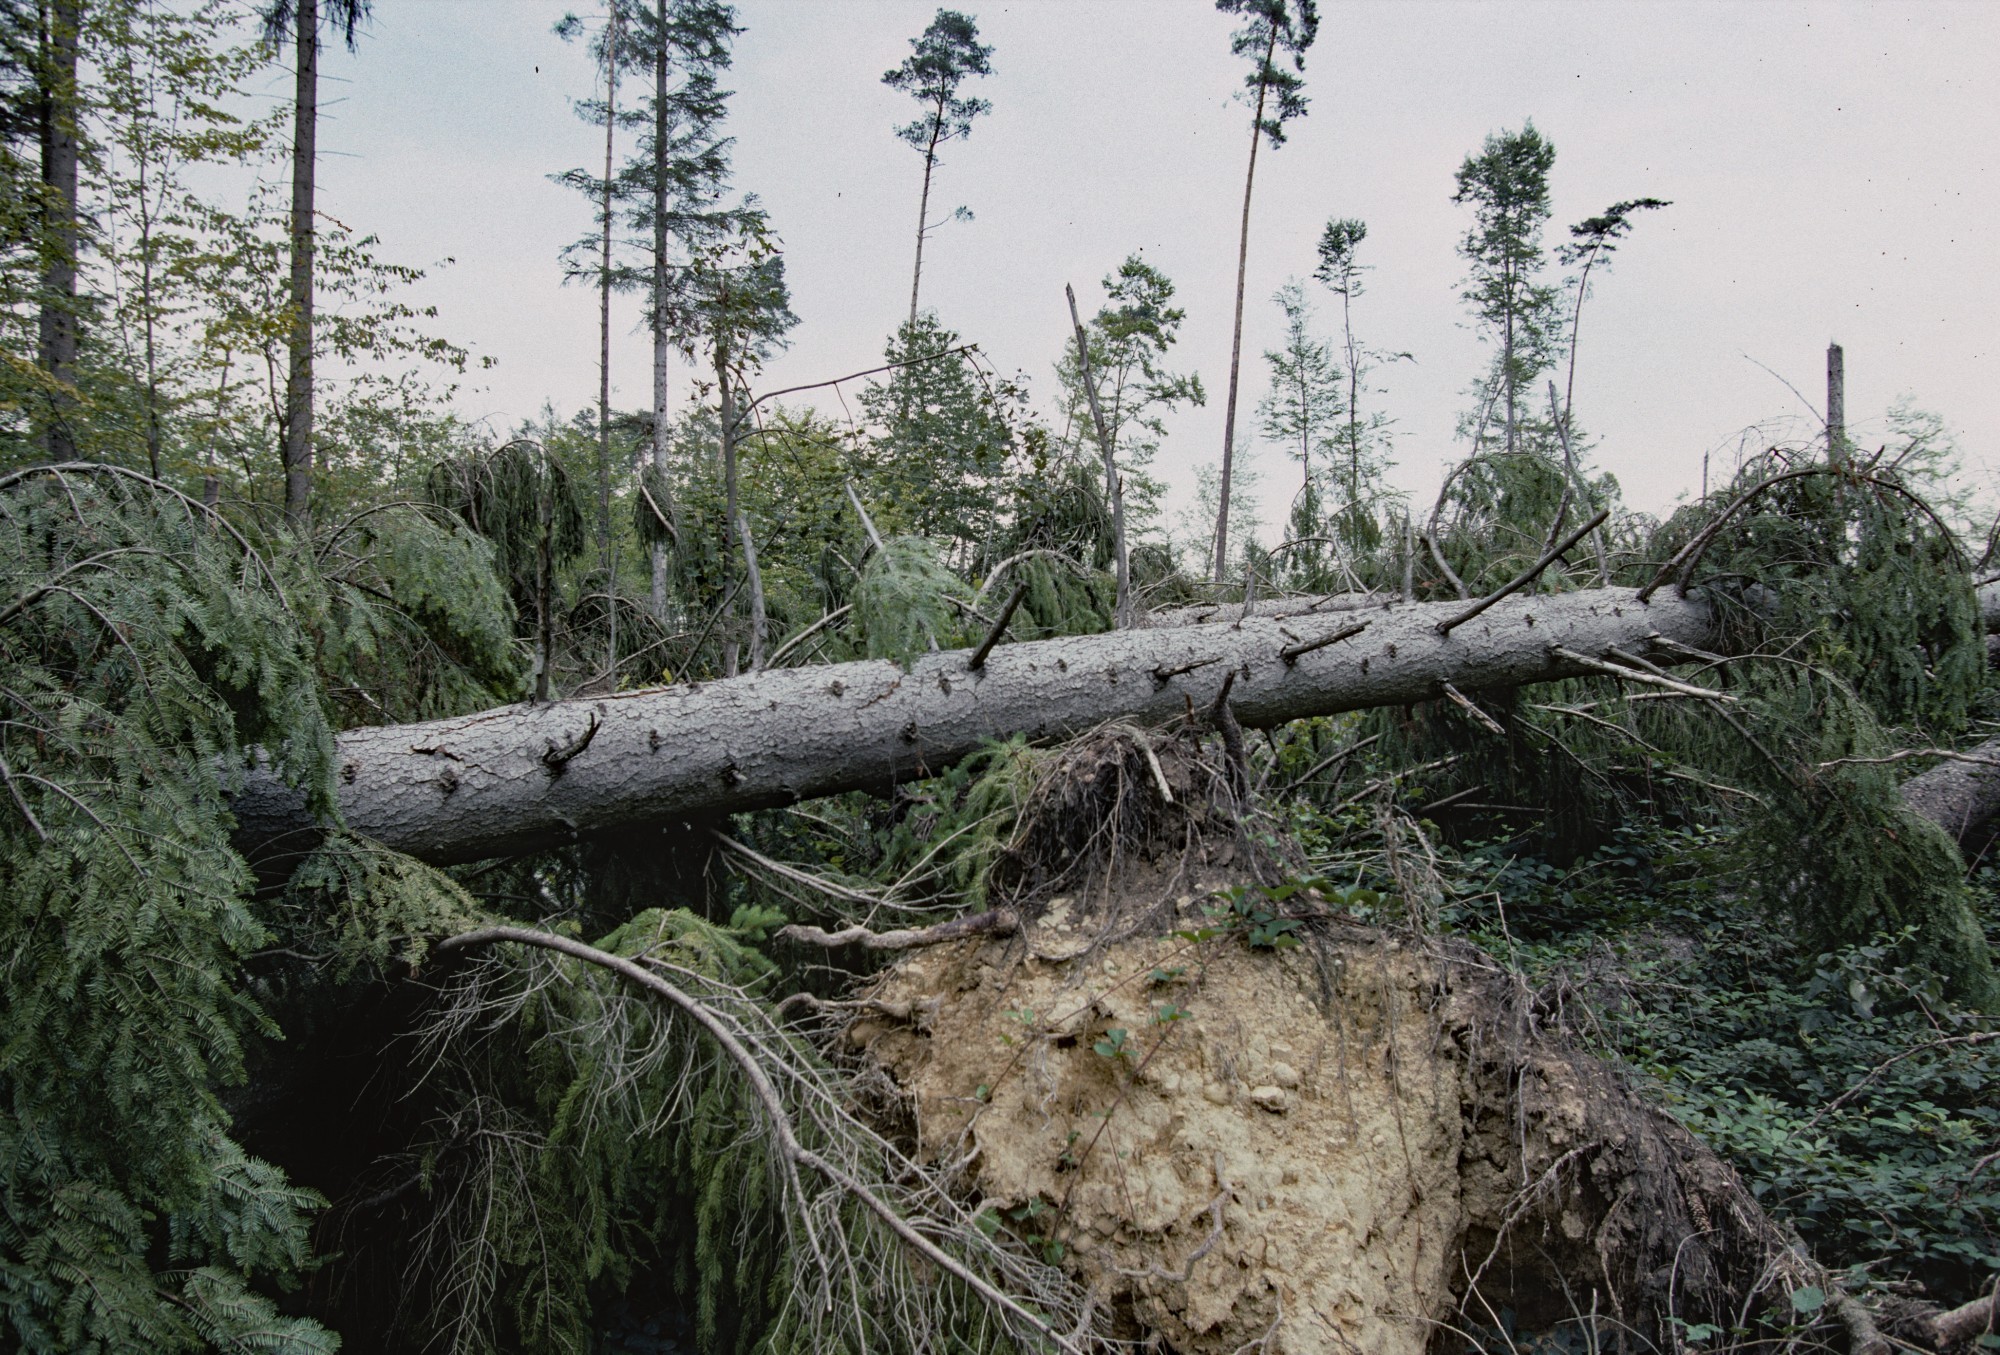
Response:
[233, 586, 1723, 867]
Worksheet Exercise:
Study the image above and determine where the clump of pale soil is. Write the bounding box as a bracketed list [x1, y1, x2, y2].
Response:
[853, 891, 1798, 1355]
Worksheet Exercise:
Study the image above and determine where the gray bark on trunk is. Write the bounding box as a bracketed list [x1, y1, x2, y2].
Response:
[232, 582, 2000, 870]
[283, 0, 317, 523]
[234, 586, 1726, 867]
[38, 0, 79, 461]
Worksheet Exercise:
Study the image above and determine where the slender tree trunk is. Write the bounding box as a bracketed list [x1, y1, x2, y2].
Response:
[1561, 250, 1596, 434]
[38, 0, 80, 462]
[908, 111, 942, 330]
[1212, 32, 1275, 584]
[282, 0, 317, 523]
[717, 330, 740, 678]
[536, 452, 555, 701]
[650, 14, 672, 622]
[1067, 285, 1129, 628]
[739, 511, 765, 671]
[598, 3, 620, 684]
[1340, 285, 1360, 507]
[140, 185, 163, 479]
[1825, 341, 1845, 468]
[1501, 286, 1517, 458]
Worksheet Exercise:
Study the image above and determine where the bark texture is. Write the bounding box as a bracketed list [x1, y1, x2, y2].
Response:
[235, 586, 1720, 867]
[1899, 738, 2000, 858]
[232, 582, 2000, 871]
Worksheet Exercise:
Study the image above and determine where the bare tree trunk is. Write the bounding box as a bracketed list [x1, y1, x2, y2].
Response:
[1212, 31, 1275, 584]
[1825, 341, 1845, 468]
[233, 586, 1725, 866]
[535, 447, 555, 702]
[598, 3, 620, 685]
[282, 0, 317, 523]
[650, 8, 672, 622]
[739, 511, 766, 671]
[231, 583, 2000, 869]
[717, 331, 740, 678]
[1897, 737, 2000, 858]
[1067, 284, 1129, 628]
[908, 115, 941, 329]
[38, 0, 80, 462]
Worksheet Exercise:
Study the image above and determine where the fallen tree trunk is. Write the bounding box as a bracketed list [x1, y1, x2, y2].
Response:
[233, 586, 1721, 866]
[231, 581, 2000, 869]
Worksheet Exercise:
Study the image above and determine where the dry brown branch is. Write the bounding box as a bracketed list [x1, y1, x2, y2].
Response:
[1547, 646, 1737, 701]
[1930, 1287, 1998, 1348]
[1803, 1031, 2000, 1127]
[776, 908, 1019, 952]
[767, 604, 854, 668]
[1437, 509, 1611, 636]
[968, 582, 1030, 671]
[709, 828, 895, 909]
[1440, 680, 1507, 735]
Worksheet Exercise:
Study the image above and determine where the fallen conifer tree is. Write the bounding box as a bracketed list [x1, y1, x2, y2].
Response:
[230, 580, 2000, 868]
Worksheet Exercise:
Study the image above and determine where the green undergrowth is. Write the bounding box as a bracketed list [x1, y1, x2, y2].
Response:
[1410, 813, 2000, 1311]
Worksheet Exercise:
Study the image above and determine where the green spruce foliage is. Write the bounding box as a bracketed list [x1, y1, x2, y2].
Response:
[0, 466, 337, 1352]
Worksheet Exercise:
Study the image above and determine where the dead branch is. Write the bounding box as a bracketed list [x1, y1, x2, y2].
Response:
[1439, 680, 1507, 735]
[1437, 509, 1611, 636]
[776, 909, 1019, 951]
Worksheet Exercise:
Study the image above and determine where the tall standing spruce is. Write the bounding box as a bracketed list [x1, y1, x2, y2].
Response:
[1452, 121, 1561, 459]
[261, 0, 371, 524]
[35, 0, 80, 460]
[1210, 0, 1317, 583]
[882, 8, 991, 329]
[550, 1, 628, 682]
[626, 0, 740, 620]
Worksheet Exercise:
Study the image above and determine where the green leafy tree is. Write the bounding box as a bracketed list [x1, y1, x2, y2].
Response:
[34, 0, 80, 459]
[260, 0, 373, 524]
[92, 0, 275, 477]
[1054, 254, 1204, 543]
[687, 210, 795, 673]
[0, 468, 340, 1352]
[1210, 0, 1317, 583]
[620, 0, 741, 617]
[1256, 280, 1342, 577]
[1452, 121, 1561, 459]
[882, 7, 992, 328]
[1310, 216, 1405, 572]
[860, 312, 1012, 557]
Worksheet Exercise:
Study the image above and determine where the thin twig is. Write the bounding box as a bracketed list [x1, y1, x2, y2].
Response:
[1278, 732, 1381, 795]
[767, 604, 855, 668]
[844, 480, 886, 554]
[1548, 646, 1738, 701]
[1278, 620, 1369, 664]
[1804, 1030, 1999, 1127]
[1142, 740, 1175, 804]
[1439, 681, 1506, 736]
[967, 582, 1030, 671]
[1425, 530, 1470, 601]
[1436, 508, 1610, 636]
[709, 829, 894, 909]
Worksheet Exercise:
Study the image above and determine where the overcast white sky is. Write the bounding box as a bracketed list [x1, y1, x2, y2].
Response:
[296, 0, 1999, 527]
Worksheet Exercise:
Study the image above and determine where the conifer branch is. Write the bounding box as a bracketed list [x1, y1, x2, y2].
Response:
[433, 924, 1088, 1353]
